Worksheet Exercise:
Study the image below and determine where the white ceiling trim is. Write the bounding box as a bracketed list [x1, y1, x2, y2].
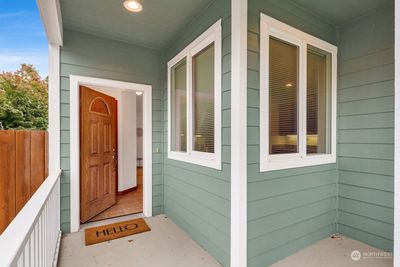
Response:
[37, 0, 63, 46]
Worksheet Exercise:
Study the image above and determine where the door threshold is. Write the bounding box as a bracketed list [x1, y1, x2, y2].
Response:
[87, 210, 144, 223]
[79, 213, 145, 232]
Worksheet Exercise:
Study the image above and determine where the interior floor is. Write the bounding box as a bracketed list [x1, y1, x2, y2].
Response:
[88, 168, 143, 222]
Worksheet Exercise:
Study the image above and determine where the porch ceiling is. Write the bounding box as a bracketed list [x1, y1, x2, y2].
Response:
[59, 0, 214, 50]
[59, 0, 392, 50]
[291, 0, 393, 25]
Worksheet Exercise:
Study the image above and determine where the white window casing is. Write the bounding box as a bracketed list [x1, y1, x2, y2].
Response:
[167, 19, 222, 170]
[259, 14, 338, 172]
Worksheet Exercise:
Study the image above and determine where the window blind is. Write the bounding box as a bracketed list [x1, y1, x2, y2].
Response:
[192, 44, 215, 153]
[171, 59, 187, 152]
[307, 46, 331, 154]
[269, 37, 299, 154]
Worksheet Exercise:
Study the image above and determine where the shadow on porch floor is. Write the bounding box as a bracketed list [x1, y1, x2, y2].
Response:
[58, 214, 222, 267]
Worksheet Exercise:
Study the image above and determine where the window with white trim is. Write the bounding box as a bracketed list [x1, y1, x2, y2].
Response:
[259, 14, 337, 172]
[167, 20, 222, 169]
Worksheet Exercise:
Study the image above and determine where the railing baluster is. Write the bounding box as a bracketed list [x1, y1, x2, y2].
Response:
[44, 205, 47, 267]
[48, 201, 50, 267]
[35, 223, 39, 267]
[48, 193, 52, 267]
[38, 204, 44, 267]
[17, 252, 23, 267]
[42, 208, 45, 267]
[24, 242, 29, 267]
[47, 199, 51, 267]
[29, 235, 34, 267]
[38, 215, 41, 267]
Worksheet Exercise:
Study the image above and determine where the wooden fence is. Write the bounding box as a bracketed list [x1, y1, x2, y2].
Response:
[0, 130, 48, 234]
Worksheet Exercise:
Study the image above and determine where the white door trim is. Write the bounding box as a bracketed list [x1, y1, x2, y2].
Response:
[69, 75, 153, 233]
[231, 0, 248, 266]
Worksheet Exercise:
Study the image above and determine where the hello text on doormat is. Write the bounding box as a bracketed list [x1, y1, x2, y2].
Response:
[85, 218, 151, 245]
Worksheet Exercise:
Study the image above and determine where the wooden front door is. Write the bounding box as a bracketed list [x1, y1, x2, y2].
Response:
[80, 86, 117, 223]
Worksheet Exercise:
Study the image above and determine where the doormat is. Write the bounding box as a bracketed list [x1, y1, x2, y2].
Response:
[85, 218, 151, 246]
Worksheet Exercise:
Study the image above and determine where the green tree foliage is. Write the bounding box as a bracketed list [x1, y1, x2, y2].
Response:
[0, 64, 48, 130]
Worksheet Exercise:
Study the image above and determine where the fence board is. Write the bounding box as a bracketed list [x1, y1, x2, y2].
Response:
[45, 132, 49, 178]
[16, 131, 31, 212]
[0, 130, 48, 234]
[0, 131, 16, 232]
[30, 132, 46, 193]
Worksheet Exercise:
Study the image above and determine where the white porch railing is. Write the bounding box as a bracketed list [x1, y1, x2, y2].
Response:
[0, 170, 62, 267]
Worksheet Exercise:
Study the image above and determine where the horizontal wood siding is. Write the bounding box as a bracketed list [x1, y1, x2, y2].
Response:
[163, 1, 231, 265]
[59, 30, 163, 232]
[247, 1, 338, 266]
[337, 6, 394, 252]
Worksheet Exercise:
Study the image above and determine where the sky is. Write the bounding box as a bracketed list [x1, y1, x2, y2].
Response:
[0, 0, 48, 77]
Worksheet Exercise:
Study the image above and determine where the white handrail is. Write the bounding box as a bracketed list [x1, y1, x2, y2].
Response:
[0, 170, 62, 267]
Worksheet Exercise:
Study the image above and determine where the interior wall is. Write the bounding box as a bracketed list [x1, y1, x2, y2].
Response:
[162, 0, 231, 265]
[337, 5, 394, 252]
[59, 29, 163, 232]
[120, 91, 137, 190]
[247, 1, 338, 266]
[90, 87, 138, 191]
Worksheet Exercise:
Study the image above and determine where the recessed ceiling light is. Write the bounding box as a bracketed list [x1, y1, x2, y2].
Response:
[285, 82, 293, 88]
[123, 0, 143, 13]
[136, 91, 143, 95]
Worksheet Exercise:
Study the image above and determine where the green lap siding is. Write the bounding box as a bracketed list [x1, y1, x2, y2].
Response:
[337, 6, 394, 252]
[247, 1, 338, 266]
[56, 0, 395, 264]
[162, 1, 231, 265]
[59, 29, 164, 232]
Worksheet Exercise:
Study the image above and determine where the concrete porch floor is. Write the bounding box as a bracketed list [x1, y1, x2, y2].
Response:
[272, 235, 393, 267]
[58, 214, 393, 267]
[58, 215, 222, 267]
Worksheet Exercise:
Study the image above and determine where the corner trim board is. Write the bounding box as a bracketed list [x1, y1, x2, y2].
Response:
[48, 45, 60, 174]
[231, 0, 248, 266]
[394, 1, 400, 265]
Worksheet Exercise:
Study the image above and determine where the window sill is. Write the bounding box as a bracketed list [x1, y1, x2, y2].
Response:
[168, 151, 222, 170]
[259, 154, 336, 172]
